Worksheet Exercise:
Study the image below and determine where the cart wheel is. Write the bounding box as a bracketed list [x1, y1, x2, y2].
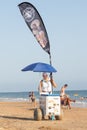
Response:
[55, 109, 63, 120]
[34, 108, 42, 121]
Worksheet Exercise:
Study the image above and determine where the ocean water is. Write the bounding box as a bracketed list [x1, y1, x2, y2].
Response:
[0, 90, 87, 108]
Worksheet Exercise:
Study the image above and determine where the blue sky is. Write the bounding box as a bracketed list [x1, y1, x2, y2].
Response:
[0, 0, 87, 92]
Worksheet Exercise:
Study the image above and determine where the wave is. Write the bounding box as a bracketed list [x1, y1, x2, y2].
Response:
[72, 100, 87, 108]
[0, 98, 29, 102]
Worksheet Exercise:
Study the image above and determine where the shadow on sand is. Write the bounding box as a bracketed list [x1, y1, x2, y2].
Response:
[0, 115, 34, 121]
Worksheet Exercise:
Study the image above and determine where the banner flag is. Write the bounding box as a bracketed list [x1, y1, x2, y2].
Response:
[18, 2, 50, 54]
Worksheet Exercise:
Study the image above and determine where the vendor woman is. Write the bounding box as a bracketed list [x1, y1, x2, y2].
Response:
[38, 72, 57, 94]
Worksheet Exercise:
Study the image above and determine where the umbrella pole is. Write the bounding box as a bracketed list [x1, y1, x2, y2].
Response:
[49, 53, 53, 93]
[49, 53, 52, 66]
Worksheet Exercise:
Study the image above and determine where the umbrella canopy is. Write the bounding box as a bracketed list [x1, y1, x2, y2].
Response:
[21, 62, 57, 73]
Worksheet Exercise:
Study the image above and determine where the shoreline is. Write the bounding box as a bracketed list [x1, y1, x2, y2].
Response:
[0, 98, 87, 108]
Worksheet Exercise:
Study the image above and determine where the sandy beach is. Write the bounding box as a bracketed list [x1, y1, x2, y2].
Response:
[0, 102, 87, 130]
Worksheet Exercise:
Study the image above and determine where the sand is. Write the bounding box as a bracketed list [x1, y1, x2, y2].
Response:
[0, 101, 87, 130]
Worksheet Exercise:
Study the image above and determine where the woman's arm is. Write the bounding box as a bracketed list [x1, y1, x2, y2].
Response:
[50, 78, 57, 88]
[38, 81, 43, 93]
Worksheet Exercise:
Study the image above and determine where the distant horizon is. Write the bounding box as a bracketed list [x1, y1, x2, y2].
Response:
[0, 89, 87, 93]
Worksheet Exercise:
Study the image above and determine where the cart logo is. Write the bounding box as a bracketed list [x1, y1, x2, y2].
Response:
[23, 7, 35, 22]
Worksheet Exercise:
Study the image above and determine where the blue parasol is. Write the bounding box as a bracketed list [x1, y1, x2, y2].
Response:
[21, 62, 57, 73]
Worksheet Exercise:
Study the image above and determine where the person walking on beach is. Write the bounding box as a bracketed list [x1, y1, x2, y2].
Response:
[60, 84, 76, 109]
[29, 92, 32, 102]
[28, 92, 36, 107]
[38, 72, 57, 94]
[31, 92, 36, 108]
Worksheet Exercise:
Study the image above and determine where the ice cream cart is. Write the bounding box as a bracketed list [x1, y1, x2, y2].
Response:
[34, 94, 63, 120]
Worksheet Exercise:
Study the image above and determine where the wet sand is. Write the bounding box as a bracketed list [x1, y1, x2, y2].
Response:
[0, 102, 87, 130]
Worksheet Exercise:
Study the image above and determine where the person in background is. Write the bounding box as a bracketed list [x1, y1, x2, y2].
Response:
[38, 72, 57, 94]
[60, 84, 76, 109]
[28, 92, 36, 107]
[60, 84, 68, 97]
[31, 92, 36, 108]
[29, 92, 32, 102]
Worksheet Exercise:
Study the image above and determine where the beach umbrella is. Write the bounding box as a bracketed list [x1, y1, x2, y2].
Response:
[21, 62, 57, 73]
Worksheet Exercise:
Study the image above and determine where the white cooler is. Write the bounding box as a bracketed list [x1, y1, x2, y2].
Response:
[39, 94, 60, 116]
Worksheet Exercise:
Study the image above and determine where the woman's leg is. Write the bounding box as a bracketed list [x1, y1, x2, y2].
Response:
[67, 98, 71, 109]
[67, 98, 76, 109]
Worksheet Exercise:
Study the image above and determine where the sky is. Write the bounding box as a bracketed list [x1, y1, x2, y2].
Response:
[0, 0, 87, 92]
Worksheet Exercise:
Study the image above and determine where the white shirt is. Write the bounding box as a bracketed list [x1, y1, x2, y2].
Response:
[41, 79, 52, 94]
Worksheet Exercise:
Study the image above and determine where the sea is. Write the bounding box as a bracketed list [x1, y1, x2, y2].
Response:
[0, 90, 87, 108]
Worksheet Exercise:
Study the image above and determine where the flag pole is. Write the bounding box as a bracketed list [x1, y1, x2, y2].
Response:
[49, 52, 52, 65]
[49, 53, 53, 93]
